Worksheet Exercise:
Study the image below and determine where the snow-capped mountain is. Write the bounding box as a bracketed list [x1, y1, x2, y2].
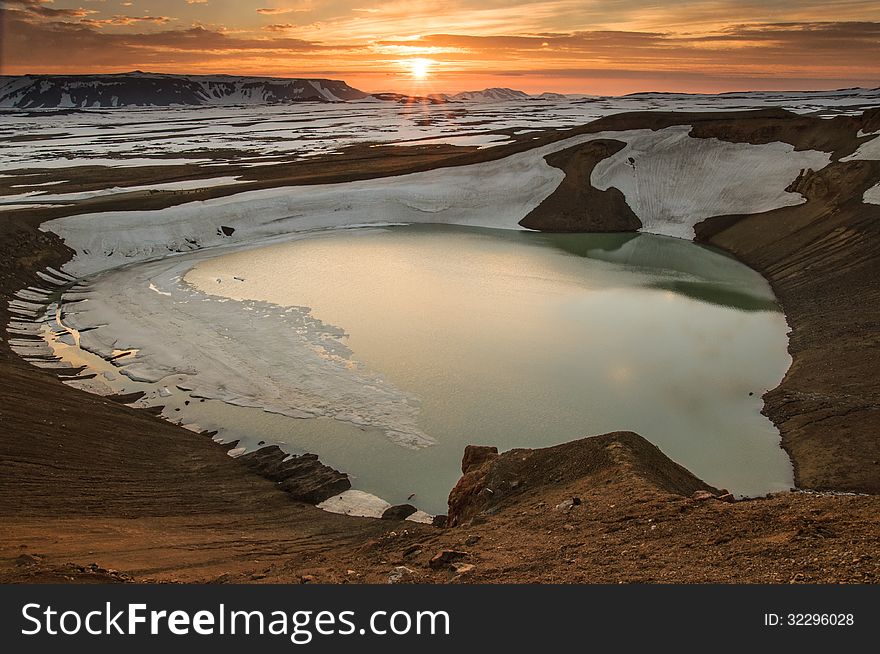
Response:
[0, 71, 369, 109]
[535, 92, 569, 101]
[433, 87, 532, 103]
[452, 87, 531, 102]
[427, 88, 570, 103]
[622, 88, 880, 102]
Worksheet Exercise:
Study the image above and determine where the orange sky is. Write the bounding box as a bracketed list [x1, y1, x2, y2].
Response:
[2, 1, 879, 94]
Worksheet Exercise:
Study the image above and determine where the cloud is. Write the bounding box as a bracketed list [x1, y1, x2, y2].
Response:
[1, 1, 877, 93]
[374, 21, 880, 71]
[81, 16, 174, 27]
[0, 9, 334, 72]
[264, 23, 297, 33]
[2, 0, 96, 19]
[699, 20, 880, 45]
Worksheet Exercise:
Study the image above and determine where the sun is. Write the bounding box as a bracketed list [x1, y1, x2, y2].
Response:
[408, 58, 432, 80]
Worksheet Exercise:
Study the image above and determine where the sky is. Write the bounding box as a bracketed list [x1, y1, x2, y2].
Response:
[1, 0, 879, 95]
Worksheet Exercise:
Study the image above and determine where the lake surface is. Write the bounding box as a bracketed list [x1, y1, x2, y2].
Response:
[177, 225, 793, 513]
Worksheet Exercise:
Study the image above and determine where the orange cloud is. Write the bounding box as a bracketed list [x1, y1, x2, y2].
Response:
[81, 16, 175, 28]
[256, 8, 295, 15]
[263, 23, 297, 32]
[2, 1, 879, 94]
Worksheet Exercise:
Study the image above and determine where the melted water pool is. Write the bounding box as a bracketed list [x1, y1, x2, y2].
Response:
[172, 225, 793, 512]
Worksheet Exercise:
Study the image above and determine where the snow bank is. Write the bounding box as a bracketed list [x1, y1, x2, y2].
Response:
[317, 490, 391, 518]
[43, 131, 604, 276]
[591, 125, 831, 239]
[43, 127, 829, 276]
[0, 176, 242, 205]
[842, 131, 880, 161]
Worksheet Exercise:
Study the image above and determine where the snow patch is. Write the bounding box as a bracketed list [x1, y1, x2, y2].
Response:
[842, 132, 880, 161]
[318, 490, 391, 518]
[591, 125, 831, 239]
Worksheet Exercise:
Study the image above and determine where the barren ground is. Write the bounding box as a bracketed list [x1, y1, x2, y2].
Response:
[1, 109, 877, 584]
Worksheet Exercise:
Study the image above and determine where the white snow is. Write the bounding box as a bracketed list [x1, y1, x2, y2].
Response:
[392, 134, 513, 148]
[0, 203, 59, 211]
[591, 125, 831, 238]
[29, 125, 832, 453]
[405, 510, 434, 524]
[9, 180, 68, 188]
[317, 490, 391, 518]
[43, 127, 831, 275]
[0, 176, 242, 204]
[446, 88, 532, 103]
[864, 181, 880, 205]
[842, 132, 880, 161]
[60, 250, 435, 448]
[42, 131, 608, 276]
[1, 89, 875, 174]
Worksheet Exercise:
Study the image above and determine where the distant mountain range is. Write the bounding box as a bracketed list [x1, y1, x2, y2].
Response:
[3, 72, 878, 110]
[432, 87, 531, 102]
[427, 88, 568, 103]
[0, 72, 369, 109]
[0, 72, 571, 109]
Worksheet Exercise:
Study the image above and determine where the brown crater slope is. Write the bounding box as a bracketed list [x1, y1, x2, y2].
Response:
[696, 159, 880, 493]
[447, 433, 717, 526]
[1, 108, 879, 583]
[4, 430, 878, 584]
[359, 432, 878, 584]
[519, 139, 641, 231]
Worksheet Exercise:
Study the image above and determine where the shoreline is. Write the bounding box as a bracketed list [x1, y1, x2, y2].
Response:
[24, 224, 793, 510]
[2, 107, 878, 583]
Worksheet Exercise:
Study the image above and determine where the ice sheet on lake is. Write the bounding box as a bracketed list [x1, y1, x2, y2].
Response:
[61, 253, 435, 449]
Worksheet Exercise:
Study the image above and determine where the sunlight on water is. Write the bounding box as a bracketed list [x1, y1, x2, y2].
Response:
[179, 225, 793, 513]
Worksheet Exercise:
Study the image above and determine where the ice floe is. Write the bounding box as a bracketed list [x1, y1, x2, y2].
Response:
[59, 252, 435, 448]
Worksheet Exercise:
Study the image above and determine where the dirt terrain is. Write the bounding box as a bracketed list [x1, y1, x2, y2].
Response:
[3, 433, 877, 584]
[1, 108, 878, 583]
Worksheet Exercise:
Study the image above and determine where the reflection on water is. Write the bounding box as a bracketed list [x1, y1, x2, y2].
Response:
[647, 280, 780, 312]
[180, 225, 793, 513]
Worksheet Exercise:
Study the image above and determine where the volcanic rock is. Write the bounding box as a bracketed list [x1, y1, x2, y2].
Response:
[428, 550, 468, 570]
[387, 566, 416, 584]
[461, 445, 499, 473]
[447, 432, 718, 526]
[381, 504, 418, 520]
[236, 445, 350, 504]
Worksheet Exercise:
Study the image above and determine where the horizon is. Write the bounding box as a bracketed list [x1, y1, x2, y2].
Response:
[2, 68, 879, 99]
[1, 1, 879, 95]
